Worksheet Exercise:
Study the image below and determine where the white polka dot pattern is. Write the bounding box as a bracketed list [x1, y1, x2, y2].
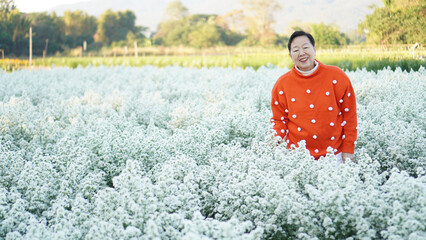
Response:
[279, 90, 284, 95]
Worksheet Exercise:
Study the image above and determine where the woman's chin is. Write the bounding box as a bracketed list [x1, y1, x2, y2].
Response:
[297, 62, 314, 71]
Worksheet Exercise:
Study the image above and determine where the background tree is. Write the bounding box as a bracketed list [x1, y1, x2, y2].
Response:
[4, 9, 30, 55]
[0, 0, 30, 55]
[359, 0, 425, 44]
[27, 12, 64, 55]
[216, 10, 245, 33]
[0, 0, 15, 14]
[187, 15, 224, 48]
[239, 0, 281, 45]
[163, 0, 188, 21]
[216, 10, 245, 45]
[310, 23, 349, 46]
[96, 9, 144, 46]
[63, 10, 97, 49]
[154, 0, 190, 46]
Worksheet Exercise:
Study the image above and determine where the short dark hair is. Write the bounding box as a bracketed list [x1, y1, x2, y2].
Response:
[288, 31, 315, 52]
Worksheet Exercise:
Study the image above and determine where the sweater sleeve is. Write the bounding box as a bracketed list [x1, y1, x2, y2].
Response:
[270, 84, 289, 140]
[340, 77, 357, 153]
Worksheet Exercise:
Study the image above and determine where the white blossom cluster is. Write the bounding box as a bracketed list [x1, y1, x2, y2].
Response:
[0, 65, 425, 239]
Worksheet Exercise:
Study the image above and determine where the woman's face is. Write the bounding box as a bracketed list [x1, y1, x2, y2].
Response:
[289, 35, 316, 71]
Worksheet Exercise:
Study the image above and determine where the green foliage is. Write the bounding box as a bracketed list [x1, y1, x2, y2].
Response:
[63, 10, 97, 49]
[154, 18, 190, 46]
[188, 21, 224, 48]
[1, 9, 30, 56]
[0, 0, 15, 13]
[155, 1, 244, 47]
[28, 12, 64, 55]
[32, 46, 425, 73]
[240, 0, 281, 46]
[0, 23, 12, 52]
[96, 9, 144, 46]
[155, 13, 241, 47]
[310, 23, 349, 46]
[163, 0, 188, 21]
[360, 0, 425, 44]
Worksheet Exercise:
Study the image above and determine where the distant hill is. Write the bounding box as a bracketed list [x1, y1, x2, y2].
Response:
[47, 0, 383, 34]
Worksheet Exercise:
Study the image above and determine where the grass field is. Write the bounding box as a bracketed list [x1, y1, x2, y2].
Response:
[2, 45, 425, 72]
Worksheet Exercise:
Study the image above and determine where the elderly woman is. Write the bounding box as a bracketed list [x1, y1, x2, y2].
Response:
[270, 31, 357, 163]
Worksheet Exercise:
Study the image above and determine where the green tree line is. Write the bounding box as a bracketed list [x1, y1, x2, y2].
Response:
[0, 0, 423, 57]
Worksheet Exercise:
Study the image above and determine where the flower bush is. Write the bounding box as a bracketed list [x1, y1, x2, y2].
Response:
[0, 65, 425, 239]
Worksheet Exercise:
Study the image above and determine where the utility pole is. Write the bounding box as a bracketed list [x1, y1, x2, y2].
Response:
[29, 26, 32, 66]
[43, 39, 49, 58]
[1, 49, 4, 70]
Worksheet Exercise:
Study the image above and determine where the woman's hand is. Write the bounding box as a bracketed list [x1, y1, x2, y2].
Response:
[342, 152, 355, 163]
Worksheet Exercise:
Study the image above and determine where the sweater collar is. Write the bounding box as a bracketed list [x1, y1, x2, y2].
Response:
[295, 60, 319, 76]
[293, 59, 321, 77]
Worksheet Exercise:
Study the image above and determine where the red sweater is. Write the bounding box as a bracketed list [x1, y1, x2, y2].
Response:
[271, 60, 357, 159]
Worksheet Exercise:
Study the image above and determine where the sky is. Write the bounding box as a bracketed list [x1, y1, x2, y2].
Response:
[15, 0, 84, 12]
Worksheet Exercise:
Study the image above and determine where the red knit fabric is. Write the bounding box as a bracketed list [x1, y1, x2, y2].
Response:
[271, 60, 357, 159]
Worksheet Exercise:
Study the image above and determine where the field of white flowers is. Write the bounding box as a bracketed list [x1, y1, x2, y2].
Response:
[0, 65, 425, 239]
